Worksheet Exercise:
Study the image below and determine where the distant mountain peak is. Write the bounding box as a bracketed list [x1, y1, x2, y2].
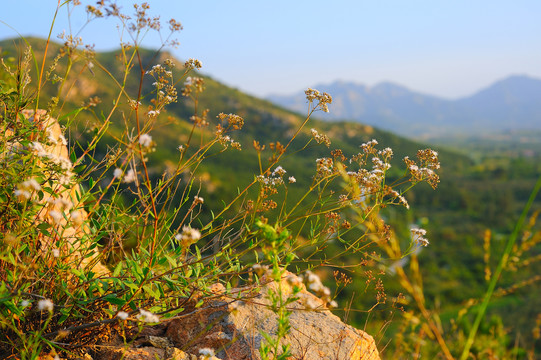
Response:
[267, 75, 541, 138]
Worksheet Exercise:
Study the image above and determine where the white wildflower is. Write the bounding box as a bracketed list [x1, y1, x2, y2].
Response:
[128, 99, 141, 109]
[52, 249, 60, 258]
[48, 210, 63, 225]
[272, 166, 286, 177]
[398, 195, 410, 209]
[304, 270, 332, 302]
[288, 176, 296, 183]
[70, 210, 84, 226]
[123, 169, 137, 184]
[139, 133, 152, 147]
[38, 299, 54, 312]
[175, 226, 202, 247]
[29, 141, 48, 157]
[137, 309, 160, 323]
[411, 227, 429, 246]
[193, 196, 204, 205]
[14, 178, 41, 201]
[52, 198, 71, 210]
[14, 189, 31, 201]
[286, 273, 303, 288]
[304, 298, 321, 310]
[378, 147, 393, 157]
[252, 263, 270, 277]
[147, 110, 160, 118]
[116, 311, 129, 320]
[113, 168, 123, 179]
[199, 348, 216, 358]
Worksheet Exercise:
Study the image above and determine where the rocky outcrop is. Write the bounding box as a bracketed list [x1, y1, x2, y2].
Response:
[94, 274, 380, 360]
[11, 110, 109, 275]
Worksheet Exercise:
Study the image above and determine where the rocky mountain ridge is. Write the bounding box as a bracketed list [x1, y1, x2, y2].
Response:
[267, 75, 541, 138]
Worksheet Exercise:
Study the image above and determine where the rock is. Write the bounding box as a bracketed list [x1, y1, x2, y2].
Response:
[165, 273, 380, 360]
[13, 110, 109, 276]
[92, 272, 380, 359]
[97, 346, 166, 360]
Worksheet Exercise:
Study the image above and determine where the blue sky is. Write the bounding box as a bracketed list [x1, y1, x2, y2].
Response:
[1, 1, 540, 99]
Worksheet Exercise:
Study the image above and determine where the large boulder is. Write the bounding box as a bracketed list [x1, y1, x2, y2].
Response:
[164, 274, 380, 359]
[93, 273, 380, 360]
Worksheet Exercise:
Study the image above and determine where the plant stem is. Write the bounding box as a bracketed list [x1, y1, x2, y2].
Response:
[460, 173, 541, 360]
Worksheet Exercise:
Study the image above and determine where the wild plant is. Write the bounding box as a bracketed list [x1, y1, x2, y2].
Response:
[0, 1, 449, 359]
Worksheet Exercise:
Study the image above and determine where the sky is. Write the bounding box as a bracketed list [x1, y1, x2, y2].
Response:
[1, 1, 540, 99]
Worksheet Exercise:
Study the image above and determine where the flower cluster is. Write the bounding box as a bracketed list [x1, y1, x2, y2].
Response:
[45, 126, 68, 146]
[272, 166, 286, 177]
[136, 309, 160, 323]
[199, 348, 220, 360]
[116, 168, 137, 184]
[128, 99, 142, 110]
[138, 133, 153, 148]
[45, 196, 74, 226]
[387, 189, 410, 209]
[191, 109, 210, 128]
[310, 128, 331, 147]
[217, 133, 241, 150]
[359, 139, 379, 156]
[147, 110, 160, 118]
[169, 19, 183, 32]
[130, 3, 161, 32]
[315, 157, 335, 179]
[175, 226, 202, 248]
[70, 210, 84, 227]
[305, 88, 332, 113]
[147, 60, 178, 108]
[302, 271, 337, 309]
[29, 141, 74, 185]
[37, 299, 54, 312]
[14, 179, 41, 201]
[404, 149, 440, 189]
[184, 58, 202, 70]
[252, 263, 271, 277]
[182, 76, 205, 97]
[411, 227, 429, 247]
[193, 196, 204, 205]
[217, 113, 244, 130]
[116, 311, 129, 320]
[257, 166, 288, 188]
[86, 1, 182, 47]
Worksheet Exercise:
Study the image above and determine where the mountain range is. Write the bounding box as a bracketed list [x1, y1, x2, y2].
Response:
[267, 75, 541, 139]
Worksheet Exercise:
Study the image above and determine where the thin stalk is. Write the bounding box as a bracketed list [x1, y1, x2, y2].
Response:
[36, 0, 62, 109]
[460, 173, 541, 360]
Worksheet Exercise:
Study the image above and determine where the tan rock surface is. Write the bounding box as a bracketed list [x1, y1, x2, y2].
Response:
[93, 274, 380, 359]
[11, 110, 109, 275]
[164, 274, 380, 360]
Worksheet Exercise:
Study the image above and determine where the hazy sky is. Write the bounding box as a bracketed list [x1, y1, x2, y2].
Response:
[1, 1, 540, 99]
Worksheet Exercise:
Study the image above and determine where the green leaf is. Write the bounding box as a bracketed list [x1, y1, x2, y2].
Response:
[126, 283, 140, 292]
[113, 262, 123, 277]
[103, 295, 126, 306]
